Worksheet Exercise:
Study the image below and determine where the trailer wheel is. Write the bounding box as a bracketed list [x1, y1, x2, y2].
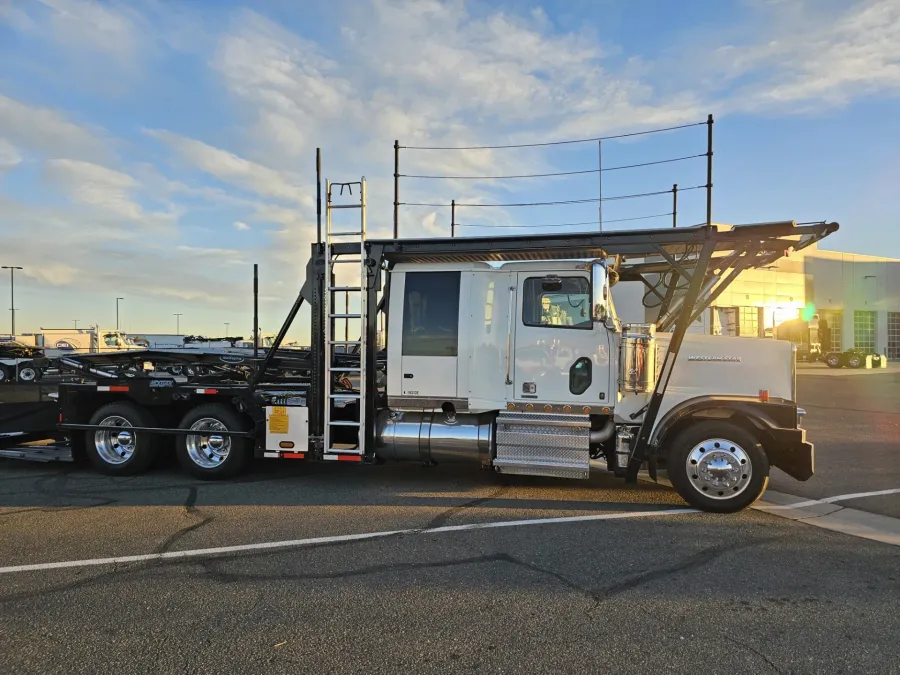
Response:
[0, 366, 8, 384]
[86, 402, 159, 475]
[825, 353, 842, 368]
[16, 365, 40, 383]
[846, 352, 864, 369]
[666, 421, 769, 513]
[176, 404, 250, 480]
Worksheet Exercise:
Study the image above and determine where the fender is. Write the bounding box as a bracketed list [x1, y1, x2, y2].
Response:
[651, 395, 813, 481]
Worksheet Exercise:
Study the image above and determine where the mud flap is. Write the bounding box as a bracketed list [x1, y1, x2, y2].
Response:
[766, 428, 814, 481]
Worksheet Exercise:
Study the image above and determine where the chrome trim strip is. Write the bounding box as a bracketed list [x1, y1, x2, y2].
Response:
[387, 397, 469, 411]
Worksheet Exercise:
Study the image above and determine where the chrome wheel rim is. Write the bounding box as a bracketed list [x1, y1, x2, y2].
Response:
[94, 416, 137, 465]
[185, 418, 231, 469]
[685, 438, 752, 500]
[827, 356, 840, 366]
[17, 367, 37, 381]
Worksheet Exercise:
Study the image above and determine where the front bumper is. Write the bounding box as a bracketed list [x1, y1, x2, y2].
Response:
[766, 426, 814, 481]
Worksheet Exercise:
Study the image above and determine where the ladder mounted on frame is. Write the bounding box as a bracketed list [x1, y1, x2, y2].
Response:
[323, 178, 368, 460]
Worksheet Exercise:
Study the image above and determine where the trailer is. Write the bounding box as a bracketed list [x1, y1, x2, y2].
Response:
[0, 341, 47, 383]
[0, 168, 839, 512]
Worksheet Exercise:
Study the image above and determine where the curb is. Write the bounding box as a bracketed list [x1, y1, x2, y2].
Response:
[639, 473, 900, 547]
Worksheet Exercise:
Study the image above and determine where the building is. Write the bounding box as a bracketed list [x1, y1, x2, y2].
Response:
[613, 240, 900, 358]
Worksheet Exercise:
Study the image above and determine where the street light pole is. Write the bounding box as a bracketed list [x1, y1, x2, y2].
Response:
[224, 322, 230, 335]
[174, 313, 183, 335]
[116, 297, 124, 331]
[74, 319, 79, 329]
[1, 266, 23, 335]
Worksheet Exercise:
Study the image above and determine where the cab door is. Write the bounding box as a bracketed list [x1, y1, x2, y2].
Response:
[398, 270, 460, 399]
[512, 272, 610, 405]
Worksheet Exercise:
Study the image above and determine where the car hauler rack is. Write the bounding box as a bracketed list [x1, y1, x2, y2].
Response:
[0, 154, 839, 512]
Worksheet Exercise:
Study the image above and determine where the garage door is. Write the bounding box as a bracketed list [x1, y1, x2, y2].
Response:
[888, 312, 900, 360]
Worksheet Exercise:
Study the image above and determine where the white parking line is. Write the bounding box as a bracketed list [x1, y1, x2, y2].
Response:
[0, 508, 698, 576]
[759, 488, 900, 510]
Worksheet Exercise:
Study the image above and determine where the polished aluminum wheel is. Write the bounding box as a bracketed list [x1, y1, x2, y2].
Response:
[685, 438, 752, 500]
[185, 418, 231, 469]
[94, 416, 137, 465]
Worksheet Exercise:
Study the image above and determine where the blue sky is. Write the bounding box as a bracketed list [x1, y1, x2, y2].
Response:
[0, 0, 898, 339]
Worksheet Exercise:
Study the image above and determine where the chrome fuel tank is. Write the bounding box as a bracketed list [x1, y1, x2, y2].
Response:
[375, 410, 495, 466]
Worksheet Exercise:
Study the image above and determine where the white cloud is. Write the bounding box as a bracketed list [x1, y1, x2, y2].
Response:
[145, 128, 312, 206]
[233, 220, 250, 231]
[44, 159, 175, 227]
[708, 0, 900, 112]
[0, 93, 112, 162]
[0, 139, 21, 172]
[36, 0, 141, 62]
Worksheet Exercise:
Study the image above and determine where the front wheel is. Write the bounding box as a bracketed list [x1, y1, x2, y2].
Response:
[666, 421, 769, 513]
[176, 403, 251, 480]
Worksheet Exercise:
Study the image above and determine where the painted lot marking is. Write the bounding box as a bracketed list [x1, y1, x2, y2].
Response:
[759, 488, 900, 511]
[0, 508, 698, 576]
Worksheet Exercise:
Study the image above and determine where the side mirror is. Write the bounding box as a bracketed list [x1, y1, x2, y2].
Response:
[591, 261, 609, 323]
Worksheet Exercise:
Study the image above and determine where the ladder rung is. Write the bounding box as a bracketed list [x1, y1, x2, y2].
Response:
[329, 231, 363, 237]
[329, 420, 361, 426]
[331, 259, 362, 264]
[329, 204, 362, 210]
[328, 340, 361, 345]
[332, 367, 361, 372]
[330, 393, 361, 399]
[329, 286, 362, 291]
[330, 313, 361, 318]
[325, 449, 364, 455]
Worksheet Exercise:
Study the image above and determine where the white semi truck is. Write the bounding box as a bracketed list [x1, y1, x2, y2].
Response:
[0, 176, 838, 513]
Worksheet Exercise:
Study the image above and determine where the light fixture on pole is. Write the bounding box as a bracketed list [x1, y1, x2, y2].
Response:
[1, 266, 23, 335]
[174, 313, 183, 335]
[116, 297, 124, 331]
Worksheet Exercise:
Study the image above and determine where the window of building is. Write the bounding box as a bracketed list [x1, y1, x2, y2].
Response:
[738, 306, 759, 338]
[522, 276, 591, 329]
[820, 310, 843, 353]
[402, 271, 461, 357]
[887, 313, 900, 360]
[853, 310, 877, 353]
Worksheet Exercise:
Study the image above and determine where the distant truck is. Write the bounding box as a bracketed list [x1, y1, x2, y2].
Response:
[39, 327, 144, 358]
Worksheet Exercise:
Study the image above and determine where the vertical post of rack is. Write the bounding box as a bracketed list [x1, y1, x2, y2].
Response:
[672, 184, 678, 228]
[393, 140, 400, 239]
[451, 199, 456, 238]
[598, 140, 603, 232]
[253, 263, 259, 358]
[706, 114, 714, 227]
[316, 148, 322, 244]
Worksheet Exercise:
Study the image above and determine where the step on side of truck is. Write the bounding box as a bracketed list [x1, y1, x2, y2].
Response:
[492, 412, 591, 479]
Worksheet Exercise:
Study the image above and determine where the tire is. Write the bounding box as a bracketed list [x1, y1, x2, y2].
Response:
[666, 420, 769, 513]
[824, 353, 842, 368]
[85, 402, 159, 475]
[16, 365, 40, 383]
[0, 365, 8, 384]
[846, 353, 864, 369]
[176, 403, 250, 480]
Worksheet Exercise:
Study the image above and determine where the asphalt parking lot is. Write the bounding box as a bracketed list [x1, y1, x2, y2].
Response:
[0, 368, 898, 674]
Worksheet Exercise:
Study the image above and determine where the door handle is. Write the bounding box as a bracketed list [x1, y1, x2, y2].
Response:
[403, 373, 414, 379]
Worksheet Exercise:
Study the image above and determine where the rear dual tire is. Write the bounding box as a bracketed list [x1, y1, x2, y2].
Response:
[85, 402, 159, 475]
[176, 404, 251, 480]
